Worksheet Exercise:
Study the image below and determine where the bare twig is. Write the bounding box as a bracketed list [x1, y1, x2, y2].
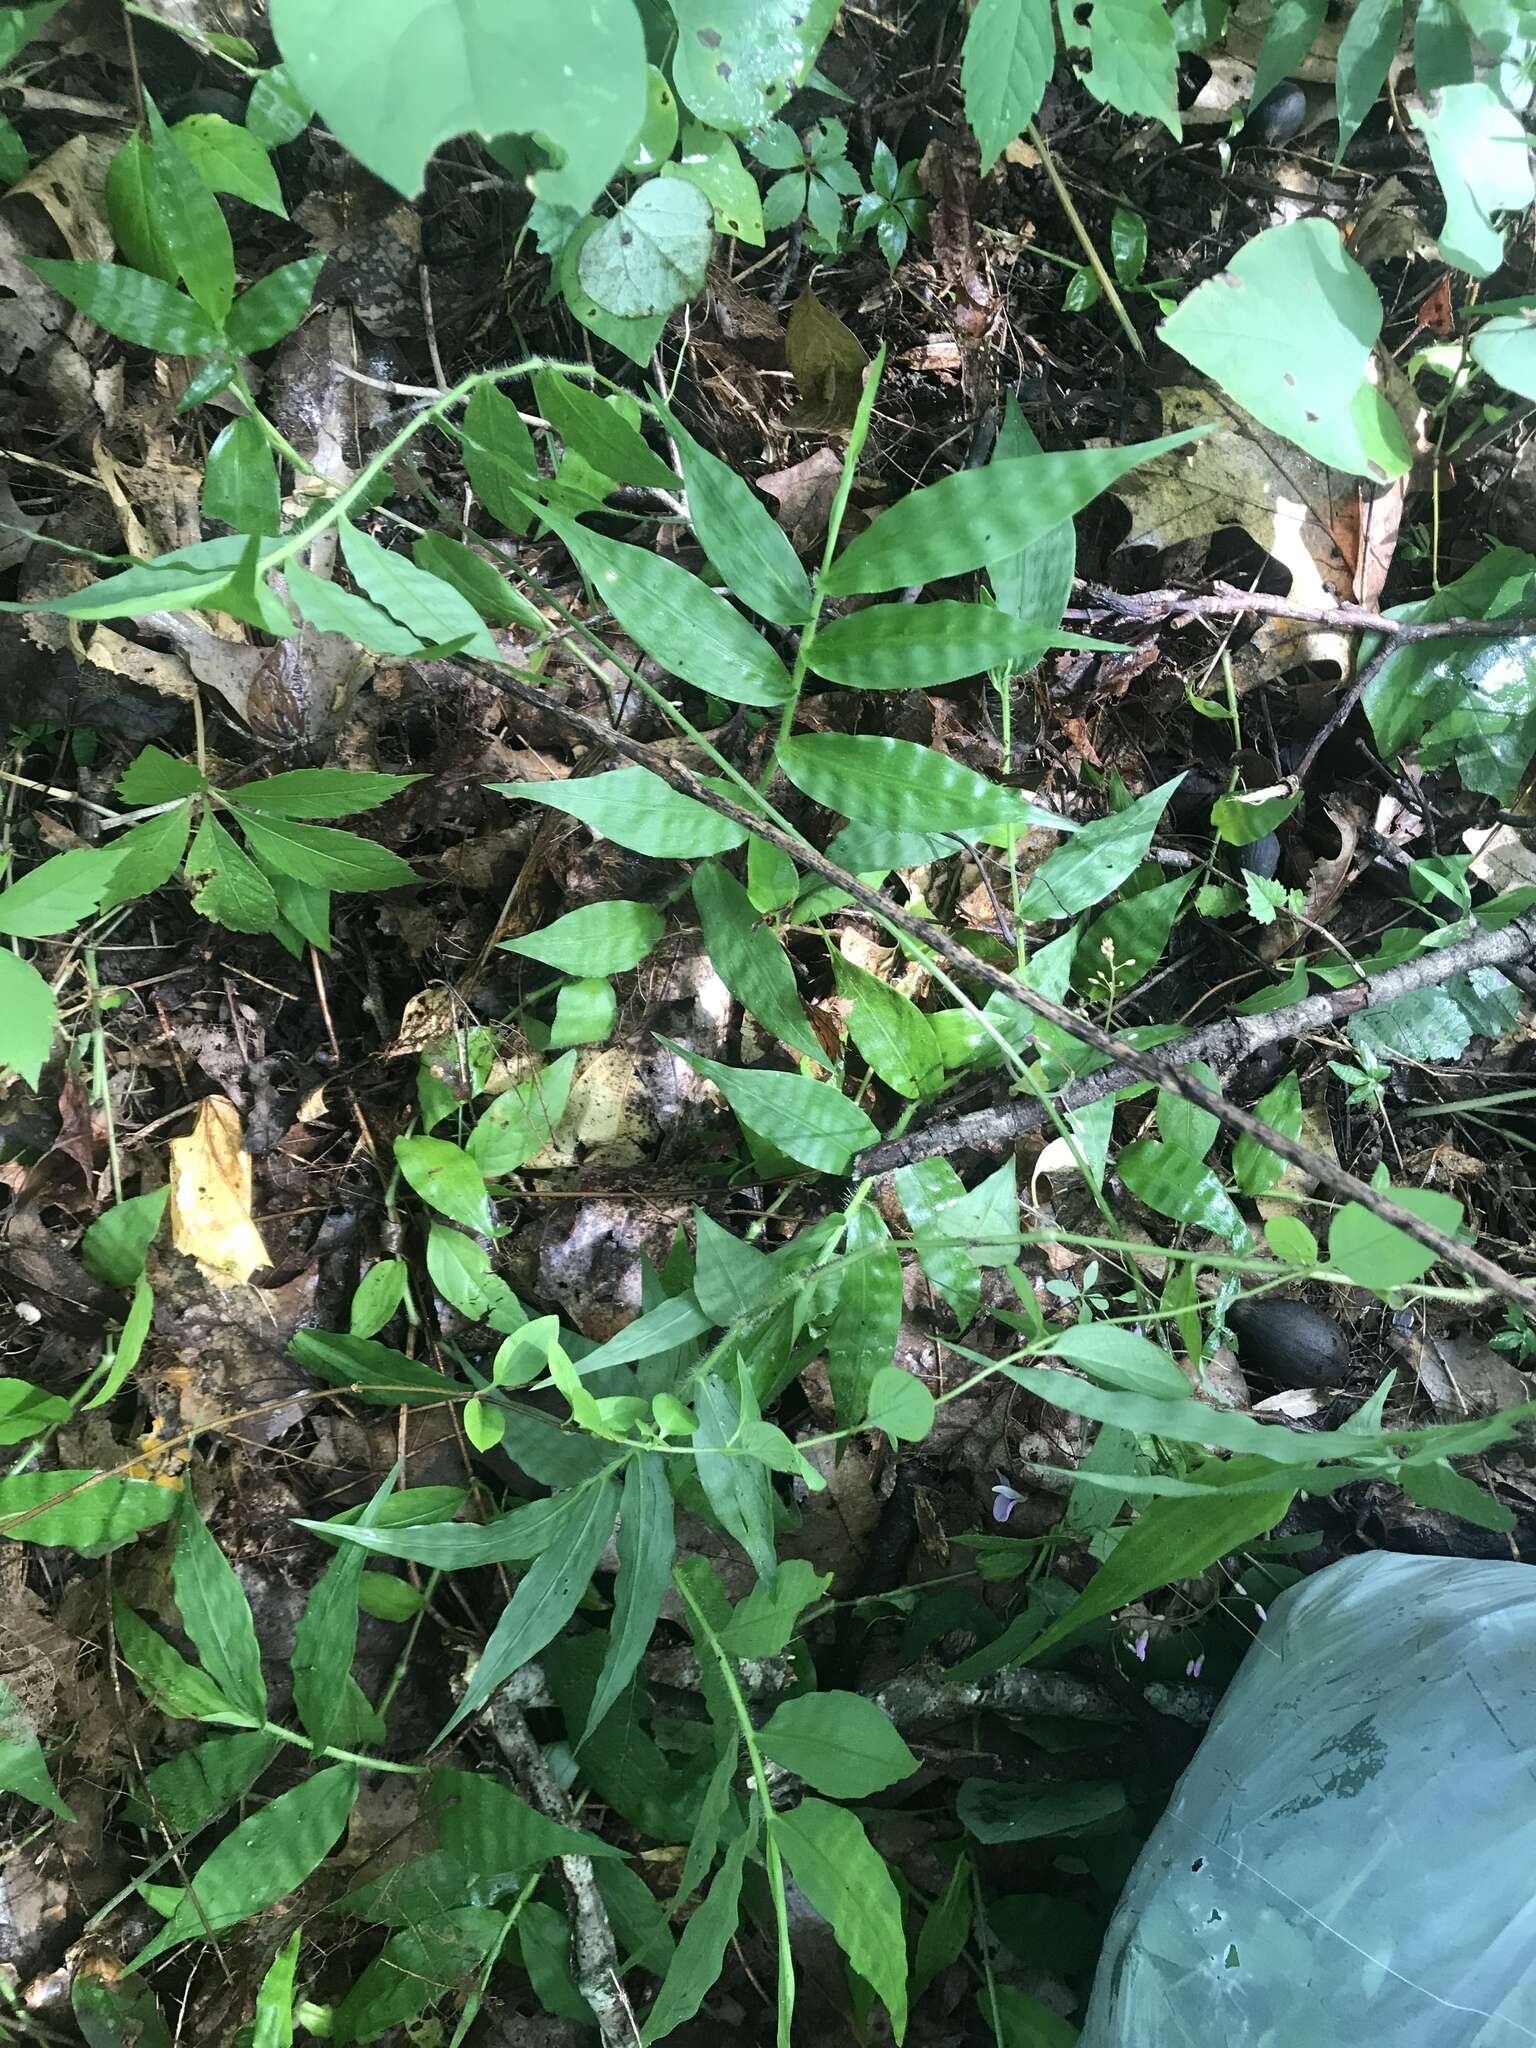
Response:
[1293, 639, 1400, 786]
[857, 912, 1536, 1174]
[1083, 580, 1536, 646]
[487, 1692, 637, 2046]
[875, 1664, 1216, 1729]
[472, 660, 1536, 1310]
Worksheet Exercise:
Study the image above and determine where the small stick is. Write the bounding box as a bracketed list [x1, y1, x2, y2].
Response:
[1029, 121, 1144, 360]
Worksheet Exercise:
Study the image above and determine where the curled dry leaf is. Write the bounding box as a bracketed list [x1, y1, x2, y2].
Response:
[169, 1096, 271, 1289]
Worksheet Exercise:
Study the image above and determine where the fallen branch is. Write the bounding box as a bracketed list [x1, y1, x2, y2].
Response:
[874, 1664, 1215, 1730]
[473, 661, 1536, 1312]
[856, 913, 1536, 1174]
[488, 1690, 635, 2046]
[1082, 580, 1536, 647]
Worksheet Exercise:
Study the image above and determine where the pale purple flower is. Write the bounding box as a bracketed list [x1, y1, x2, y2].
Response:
[992, 1480, 1027, 1524]
[1131, 1630, 1150, 1663]
[1185, 1654, 1205, 1680]
[1253, 1603, 1267, 1624]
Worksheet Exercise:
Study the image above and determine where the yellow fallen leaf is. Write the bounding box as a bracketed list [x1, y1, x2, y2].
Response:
[169, 1096, 271, 1288]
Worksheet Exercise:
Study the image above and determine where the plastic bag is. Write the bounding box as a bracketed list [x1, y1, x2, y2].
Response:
[1083, 1551, 1536, 2046]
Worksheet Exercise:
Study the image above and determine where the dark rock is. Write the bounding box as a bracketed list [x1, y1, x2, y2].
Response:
[1227, 1298, 1350, 1387]
[1244, 82, 1308, 148]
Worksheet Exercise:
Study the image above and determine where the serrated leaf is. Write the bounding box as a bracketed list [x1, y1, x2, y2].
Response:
[100, 802, 193, 913]
[0, 846, 124, 937]
[963, 0, 1054, 167]
[230, 809, 417, 893]
[232, 769, 420, 820]
[0, 950, 57, 1087]
[186, 812, 279, 933]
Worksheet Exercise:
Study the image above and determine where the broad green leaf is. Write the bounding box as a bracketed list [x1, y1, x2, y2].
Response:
[0, 950, 57, 1086]
[549, 975, 616, 1047]
[534, 369, 676, 490]
[551, 514, 791, 706]
[1159, 219, 1411, 480]
[778, 732, 1062, 835]
[662, 1040, 877, 1174]
[913, 1857, 973, 2000]
[133, 1764, 358, 1966]
[987, 396, 1076, 637]
[224, 253, 325, 354]
[288, 565, 417, 651]
[73, 1972, 173, 2048]
[0, 1677, 70, 1818]
[1018, 777, 1182, 919]
[897, 1156, 1004, 1328]
[337, 519, 498, 659]
[827, 1209, 902, 1427]
[693, 1210, 778, 1325]
[0, 846, 124, 937]
[622, 61, 681, 173]
[761, 1691, 919, 1796]
[693, 1371, 778, 1582]
[1062, 0, 1180, 135]
[412, 531, 543, 629]
[330, 1910, 504, 2040]
[577, 174, 713, 317]
[105, 133, 175, 282]
[139, 1729, 279, 1836]
[202, 416, 281, 533]
[99, 802, 194, 912]
[171, 112, 285, 214]
[439, 1475, 621, 1737]
[289, 1327, 471, 1406]
[694, 861, 823, 1064]
[459, 379, 538, 533]
[394, 1134, 493, 1236]
[25, 256, 225, 356]
[1211, 788, 1301, 845]
[574, 1293, 714, 1375]
[247, 64, 312, 147]
[640, 1814, 757, 2044]
[145, 98, 235, 323]
[747, 835, 799, 911]
[663, 121, 764, 242]
[963, 0, 1053, 167]
[1020, 1455, 1296, 1663]
[350, 1257, 409, 1337]
[1410, 82, 1536, 279]
[1155, 1064, 1221, 1161]
[1231, 1069, 1303, 1196]
[494, 767, 748, 857]
[186, 812, 280, 933]
[864, 1363, 935, 1443]
[1075, 870, 1194, 992]
[1402, 1456, 1514, 1531]
[1328, 1186, 1464, 1291]
[466, 1051, 577, 1176]
[807, 600, 1105, 689]
[1472, 315, 1536, 401]
[822, 428, 1207, 593]
[558, 210, 669, 366]
[113, 1599, 250, 1724]
[426, 1224, 523, 1330]
[1045, 1323, 1189, 1397]
[291, 1466, 395, 1751]
[1112, 205, 1148, 284]
[231, 808, 417, 892]
[833, 952, 943, 1099]
[233, 769, 421, 819]
[778, 1798, 908, 2041]
[1334, 0, 1403, 159]
[0, 1377, 68, 1444]
[118, 747, 205, 805]
[252, 1929, 300, 2048]
[269, 0, 646, 210]
[1, 534, 259, 623]
[670, 414, 810, 625]
[1265, 1213, 1319, 1265]
[0, 2, 65, 69]
[0, 1471, 176, 1552]
[959, 1777, 1126, 1842]
[582, 1453, 674, 1741]
[1118, 1137, 1249, 1244]
[432, 1765, 619, 1883]
[718, 1560, 830, 1659]
[669, 0, 838, 131]
[500, 899, 663, 977]
[1249, 0, 1326, 108]
[299, 1487, 584, 1568]
[174, 1491, 268, 1723]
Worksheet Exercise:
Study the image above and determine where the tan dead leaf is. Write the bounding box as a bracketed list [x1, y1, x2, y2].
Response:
[0, 473, 41, 574]
[1113, 383, 1403, 683]
[169, 1097, 271, 1289]
[1348, 176, 1437, 271]
[1002, 136, 1040, 168]
[758, 446, 842, 553]
[383, 987, 461, 1059]
[83, 626, 195, 700]
[1224, 0, 1344, 79]
[785, 287, 869, 432]
[1466, 822, 1536, 893]
[12, 134, 118, 263]
[1184, 55, 1257, 127]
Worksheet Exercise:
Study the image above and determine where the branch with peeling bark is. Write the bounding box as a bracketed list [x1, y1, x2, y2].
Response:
[1080, 580, 1536, 647]
[488, 1691, 636, 2046]
[471, 661, 1536, 1312]
[856, 912, 1536, 1174]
